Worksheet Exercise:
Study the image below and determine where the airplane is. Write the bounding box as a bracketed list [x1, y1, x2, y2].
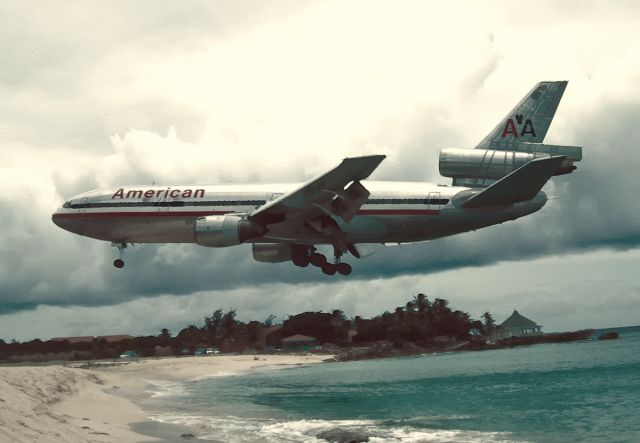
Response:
[52, 81, 582, 276]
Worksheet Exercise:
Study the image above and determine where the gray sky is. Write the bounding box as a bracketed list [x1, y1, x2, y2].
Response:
[1, 1, 639, 341]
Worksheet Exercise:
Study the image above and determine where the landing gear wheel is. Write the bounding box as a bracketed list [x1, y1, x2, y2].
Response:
[310, 253, 328, 267]
[112, 242, 127, 269]
[321, 263, 336, 275]
[292, 255, 310, 267]
[336, 262, 352, 276]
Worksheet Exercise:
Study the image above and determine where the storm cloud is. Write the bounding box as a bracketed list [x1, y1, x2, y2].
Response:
[1, 1, 639, 339]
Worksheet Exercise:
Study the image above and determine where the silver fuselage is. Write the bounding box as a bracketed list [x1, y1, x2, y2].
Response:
[51, 181, 546, 246]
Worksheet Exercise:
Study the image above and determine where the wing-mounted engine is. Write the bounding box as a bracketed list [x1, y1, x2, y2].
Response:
[439, 143, 582, 187]
[252, 243, 300, 263]
[194, 215, 265, 247]
[251, 243, 354, 275]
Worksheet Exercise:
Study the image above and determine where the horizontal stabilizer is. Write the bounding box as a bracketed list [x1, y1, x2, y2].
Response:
[463, 156, 566, 208]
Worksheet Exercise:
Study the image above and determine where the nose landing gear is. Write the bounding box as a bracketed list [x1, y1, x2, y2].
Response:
[112, 242, 127, 269]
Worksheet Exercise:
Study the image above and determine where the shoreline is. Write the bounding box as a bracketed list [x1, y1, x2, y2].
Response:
[332, 329, 597, 362]
[0, 354, 330, 442]
[0, 331, 600, 442]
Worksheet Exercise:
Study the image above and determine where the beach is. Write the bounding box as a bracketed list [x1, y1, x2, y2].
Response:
[2, 329, 639, 443]
[0, 354, 329, 442]
[111, 327, 639, 443]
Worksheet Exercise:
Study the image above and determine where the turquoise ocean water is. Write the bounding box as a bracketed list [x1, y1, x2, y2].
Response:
[145, 326, 640, 442]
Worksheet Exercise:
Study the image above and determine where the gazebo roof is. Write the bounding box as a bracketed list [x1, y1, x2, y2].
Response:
[500, 310, 540, 329]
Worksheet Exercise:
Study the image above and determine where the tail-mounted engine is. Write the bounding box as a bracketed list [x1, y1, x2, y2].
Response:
[439, 143, 582, 186]
[194, 215, 265, 247]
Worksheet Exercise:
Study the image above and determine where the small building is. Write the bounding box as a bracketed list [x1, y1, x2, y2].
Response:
[280, 334, 317, 349]
[97, 335, 134, 343]
[499, 310, 542, 338]
[49, 335, 134, 344]
[50, 336, 94, 344]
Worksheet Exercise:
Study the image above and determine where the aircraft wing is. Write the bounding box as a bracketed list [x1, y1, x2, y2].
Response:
[463, 156, 566, 208]
[249, 155, 386, 226]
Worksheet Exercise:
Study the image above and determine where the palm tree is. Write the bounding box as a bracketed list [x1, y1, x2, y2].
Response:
[264, 314, 277, 327]
[406, 301, 415, 314]
[414, 293, 430, 319]
[482, 312, 495, 335]
[434, 298, 449, 310]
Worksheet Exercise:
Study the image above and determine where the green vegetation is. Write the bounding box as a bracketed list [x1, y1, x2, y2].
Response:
[0, 293, 491, 362]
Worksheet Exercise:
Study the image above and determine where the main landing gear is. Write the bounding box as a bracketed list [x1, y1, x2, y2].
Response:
[321, 261, 352, 276]
[292, 246, 352, 276]
[112, 242, 127, 269]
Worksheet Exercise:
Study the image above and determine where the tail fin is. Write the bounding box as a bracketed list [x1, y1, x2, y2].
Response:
[476, 81, 568, 149]
[463, 156, 566, 208]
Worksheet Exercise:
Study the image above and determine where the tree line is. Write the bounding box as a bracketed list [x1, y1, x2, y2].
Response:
[0, 293, 496, 361]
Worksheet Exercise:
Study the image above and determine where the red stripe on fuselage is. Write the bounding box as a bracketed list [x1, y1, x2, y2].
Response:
[52, 209, 440, 219]
[357, 209, 439, 216]
[52, 211, 232, 219]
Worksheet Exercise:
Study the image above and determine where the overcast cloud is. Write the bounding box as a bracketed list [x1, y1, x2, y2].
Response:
[1, 1, 639, 340]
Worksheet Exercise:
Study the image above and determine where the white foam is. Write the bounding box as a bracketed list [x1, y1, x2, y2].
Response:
[149, 413, 528, 443]
[192, 370, 240, 381]
[189, 363, 291, 382]
[369, 427, 522, 443]
[261, 419, 378, 442]
[151, 413, 208, 427]
[143, 379, 188, 398]
[151, 413, 271, 441]
[263, 419, 521, 443]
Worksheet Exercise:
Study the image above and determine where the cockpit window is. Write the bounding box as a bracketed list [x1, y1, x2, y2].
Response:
[62, 201, 71, 208]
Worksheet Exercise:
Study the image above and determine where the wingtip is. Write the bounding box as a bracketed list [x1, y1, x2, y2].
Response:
[528, 155, 567, 169]
[343, 154, 386, 162]
[538, 80, 569, 86]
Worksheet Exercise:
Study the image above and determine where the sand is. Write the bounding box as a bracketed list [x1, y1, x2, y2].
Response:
[0, 354, 329, 442]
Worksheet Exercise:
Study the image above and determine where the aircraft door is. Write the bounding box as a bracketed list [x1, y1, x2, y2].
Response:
[427, 192, 441, 211]
[79, 197, 88, 213]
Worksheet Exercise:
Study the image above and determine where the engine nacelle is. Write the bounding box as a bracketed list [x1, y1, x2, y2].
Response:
[439, 147, 576, 181]
[252, 244, 293, 263]
[252, 243, 312, 263]
[194, 215, 264, 247]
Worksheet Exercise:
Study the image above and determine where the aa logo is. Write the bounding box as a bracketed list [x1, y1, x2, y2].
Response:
[501, 114, 536, 138]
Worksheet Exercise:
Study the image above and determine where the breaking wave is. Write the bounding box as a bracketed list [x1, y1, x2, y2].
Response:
[150, 413, 524, 442]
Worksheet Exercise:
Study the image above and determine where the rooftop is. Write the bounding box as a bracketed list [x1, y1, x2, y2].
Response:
[500, 310, 541, 329]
